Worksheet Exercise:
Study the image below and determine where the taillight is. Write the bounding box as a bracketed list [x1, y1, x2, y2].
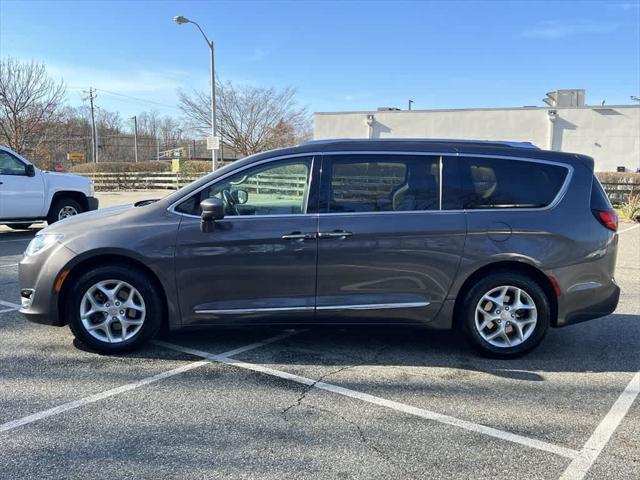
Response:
[592, 209, 618, 232]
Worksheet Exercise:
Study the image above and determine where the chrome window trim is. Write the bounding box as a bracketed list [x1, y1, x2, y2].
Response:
[168, 150, 574, 219]
[167, 152, 320, 219]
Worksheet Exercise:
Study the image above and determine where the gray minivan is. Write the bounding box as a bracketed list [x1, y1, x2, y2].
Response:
[18, 139, 620, 357]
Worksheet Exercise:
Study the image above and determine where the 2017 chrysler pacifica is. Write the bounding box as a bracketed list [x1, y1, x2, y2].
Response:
[19, 139, 620, 357]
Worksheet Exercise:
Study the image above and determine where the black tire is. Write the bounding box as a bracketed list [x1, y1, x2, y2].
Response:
[7, 223, 32, 230]
[47, 197, 83, 224]
[460, 272, 550, 358]
[67, 265, 163, 354]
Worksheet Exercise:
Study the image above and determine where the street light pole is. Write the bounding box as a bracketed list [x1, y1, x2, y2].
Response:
[174, 15, 217, 172]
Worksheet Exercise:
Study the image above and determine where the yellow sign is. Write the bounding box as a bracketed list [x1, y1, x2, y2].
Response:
[67, 152, 85, 162]
[171, 159, 181, 173]
[161, 148, 188, 159]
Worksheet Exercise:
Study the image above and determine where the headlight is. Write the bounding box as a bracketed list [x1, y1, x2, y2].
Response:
[25, 234, 64, 256]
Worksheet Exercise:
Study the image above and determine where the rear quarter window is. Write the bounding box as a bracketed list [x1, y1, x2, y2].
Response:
[458, 157, 569, 209]
[590, 176, 613, 210]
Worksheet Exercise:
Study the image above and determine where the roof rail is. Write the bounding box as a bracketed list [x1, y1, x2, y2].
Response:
[304, 138, 540, 149]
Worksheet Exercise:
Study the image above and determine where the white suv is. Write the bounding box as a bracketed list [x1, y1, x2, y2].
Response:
[0, 146, 98, 229]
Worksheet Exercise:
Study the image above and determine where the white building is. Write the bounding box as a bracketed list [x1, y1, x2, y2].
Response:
[314, 90, 640, 172]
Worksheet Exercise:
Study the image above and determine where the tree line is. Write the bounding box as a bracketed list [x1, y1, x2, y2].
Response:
[0, 57, 311, 169]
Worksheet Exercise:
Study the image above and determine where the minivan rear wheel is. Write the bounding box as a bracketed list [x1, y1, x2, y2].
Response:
[461, 272, 550, 358]
[67, 265, 163, 354]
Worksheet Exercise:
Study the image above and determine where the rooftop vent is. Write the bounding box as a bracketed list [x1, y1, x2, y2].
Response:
[543, 89, 585, 108]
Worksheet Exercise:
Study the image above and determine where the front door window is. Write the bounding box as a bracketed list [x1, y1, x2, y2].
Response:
[176, 158, 312, 217]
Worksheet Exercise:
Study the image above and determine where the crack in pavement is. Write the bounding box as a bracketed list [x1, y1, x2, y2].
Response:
[306, 403, 417, 479]
[280, 342, 391, 418]
[280, 365, 355, 417]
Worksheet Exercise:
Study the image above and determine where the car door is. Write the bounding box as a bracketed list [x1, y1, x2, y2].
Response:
[173, 155, 319, 326]
[0, 150, 45, 219]
[315, 153, 466, 324]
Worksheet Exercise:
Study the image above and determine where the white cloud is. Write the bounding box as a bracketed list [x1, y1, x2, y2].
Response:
[522, 21, 618, 39]
[46, 63, 189, 93]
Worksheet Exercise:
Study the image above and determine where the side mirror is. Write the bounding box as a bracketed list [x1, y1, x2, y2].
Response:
[25, 164, 36, 177]
[230, 188, 248, 204]
[200, 197, 224, 233]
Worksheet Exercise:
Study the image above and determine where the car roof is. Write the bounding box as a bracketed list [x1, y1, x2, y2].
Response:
[239, 138, 593, 169]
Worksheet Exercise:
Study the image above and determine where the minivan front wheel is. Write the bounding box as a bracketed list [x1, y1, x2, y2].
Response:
[461, 272, 550, 357]
[67, 266, 163, 353]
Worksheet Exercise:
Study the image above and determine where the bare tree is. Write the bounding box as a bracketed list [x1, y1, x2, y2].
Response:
[179, 80, 311, 156]
[0, 57, 66, 160]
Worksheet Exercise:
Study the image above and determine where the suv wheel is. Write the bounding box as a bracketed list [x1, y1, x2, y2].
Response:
[461, 272, 550, 358]
[67, 266, 163, 354]
[48, 197, 83, 224]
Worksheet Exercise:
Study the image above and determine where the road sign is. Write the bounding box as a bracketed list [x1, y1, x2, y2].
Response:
[207, 136, 220, 150]
[67, 152, 85, 162]
[159, 148, 188, 159]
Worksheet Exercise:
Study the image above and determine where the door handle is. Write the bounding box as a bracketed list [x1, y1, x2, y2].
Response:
[282, 232, 316, 240]
[318, 230, 353, 239]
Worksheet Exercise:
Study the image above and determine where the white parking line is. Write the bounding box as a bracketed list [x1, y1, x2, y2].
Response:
[0, 238, 32, 243]
[0, 300, 21, 313]
[0, 330, 298, 433]
[0, 264, 18, 268]
[155, 340, 580, 460]
[619, 224, 639, 234]
[559, 370, 640, 480]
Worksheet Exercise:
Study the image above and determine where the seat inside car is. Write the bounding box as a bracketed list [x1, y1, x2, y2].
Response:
[392, 166, 439, 211]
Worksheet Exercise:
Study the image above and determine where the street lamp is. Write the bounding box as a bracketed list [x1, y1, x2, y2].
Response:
[174, 15, 217, 171]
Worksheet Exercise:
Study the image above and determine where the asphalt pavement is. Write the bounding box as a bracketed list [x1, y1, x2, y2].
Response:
[0, 216, 638, 480]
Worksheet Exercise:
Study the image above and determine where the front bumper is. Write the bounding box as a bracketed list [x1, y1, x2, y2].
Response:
[87, 196, 99, 212]
[19, 243, 76, 326]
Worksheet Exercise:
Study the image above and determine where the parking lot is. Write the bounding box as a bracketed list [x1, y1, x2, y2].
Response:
[0, 194, 638, 480]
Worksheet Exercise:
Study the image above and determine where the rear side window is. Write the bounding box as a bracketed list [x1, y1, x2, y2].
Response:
[590, 177, 612, 210]
[458, 157, 568, 209]
[323, 155, 440, 212]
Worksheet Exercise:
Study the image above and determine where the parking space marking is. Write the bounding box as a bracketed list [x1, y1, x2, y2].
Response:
[559, 370, 640, 480]
[619, 224, 639, 234]
[0, 330, 298, 433]
[0, 300, 20, 313]
[0, 238, 32, 243]
[0, 263, 18, 268]
[156, 340, 581, 460]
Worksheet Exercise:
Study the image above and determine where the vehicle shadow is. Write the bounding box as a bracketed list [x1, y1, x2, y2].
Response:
[106, 312, 640, 378]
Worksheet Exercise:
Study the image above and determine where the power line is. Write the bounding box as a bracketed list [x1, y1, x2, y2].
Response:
[93, 88, 181, 111]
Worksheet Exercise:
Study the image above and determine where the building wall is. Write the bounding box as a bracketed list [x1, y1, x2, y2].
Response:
[314, 106, 640, 172]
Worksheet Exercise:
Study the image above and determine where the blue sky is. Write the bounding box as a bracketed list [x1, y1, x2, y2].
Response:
[1, 0, 639, 119]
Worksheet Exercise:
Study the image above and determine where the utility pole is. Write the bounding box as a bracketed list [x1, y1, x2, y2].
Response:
[131, 116, 139, 163]
[408, 99, 414, 111]
[156, 136, 160, 161]
[84, 88, 98, 163]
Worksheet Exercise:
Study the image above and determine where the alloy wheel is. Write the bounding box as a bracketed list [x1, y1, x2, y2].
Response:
[58, 205, 79, 220]
[474, 285, 538, 348]
[79, 279, 146, 343]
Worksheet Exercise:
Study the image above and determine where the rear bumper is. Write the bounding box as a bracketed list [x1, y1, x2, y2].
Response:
[555, 280, 620, 327]
[87, 196, 99, 212]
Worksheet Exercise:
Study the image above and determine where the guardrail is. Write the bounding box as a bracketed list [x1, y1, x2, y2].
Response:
[78, 172, 640, 204]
